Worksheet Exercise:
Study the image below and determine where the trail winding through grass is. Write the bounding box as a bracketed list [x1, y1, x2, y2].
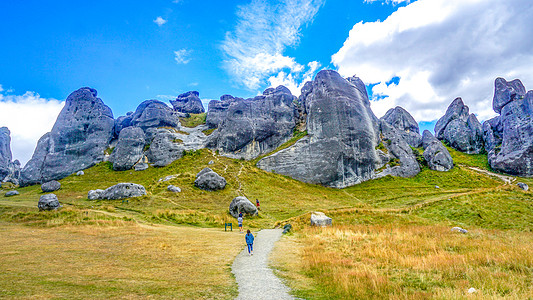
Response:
[232, 229, 294, 300]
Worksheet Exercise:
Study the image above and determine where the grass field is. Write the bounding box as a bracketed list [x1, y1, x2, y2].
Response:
[0, 145, 532, 299]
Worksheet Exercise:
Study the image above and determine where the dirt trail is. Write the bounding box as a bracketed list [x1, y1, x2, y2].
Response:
[467, 166, 515, 184]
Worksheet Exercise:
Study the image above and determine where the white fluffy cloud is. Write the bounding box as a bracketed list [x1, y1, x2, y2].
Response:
[0, 89, 64, 166]
[222, 0, 324, 93]
[333, 0, 533, 124]
[174, 49, 192, 64]
[364, 0, 411, 4]
[153, 16, 167, 27]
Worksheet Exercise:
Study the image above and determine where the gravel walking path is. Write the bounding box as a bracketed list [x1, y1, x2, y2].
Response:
[232, 229, 294, 300]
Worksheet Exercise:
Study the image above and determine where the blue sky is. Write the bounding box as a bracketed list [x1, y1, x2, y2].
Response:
[1, 0, 533, 164]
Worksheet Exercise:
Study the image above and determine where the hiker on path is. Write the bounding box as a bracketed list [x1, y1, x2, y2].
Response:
[256, 199, 260, 211]
[238, 215, 243, 233]
[245, 229, 254, 255]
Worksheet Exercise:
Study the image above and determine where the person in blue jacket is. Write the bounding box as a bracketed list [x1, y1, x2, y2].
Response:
[245, 229, 254, 255]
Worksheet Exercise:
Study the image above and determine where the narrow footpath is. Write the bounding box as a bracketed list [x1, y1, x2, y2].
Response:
[232, 229, 294, 300]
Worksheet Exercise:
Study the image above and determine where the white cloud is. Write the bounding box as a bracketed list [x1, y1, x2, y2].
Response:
[0, 89, 64, 166]
[267, 61, 321, 95]
[174, 49, 192, 64]
[332, 0, 533, 125]
[222, 0, 324, 91]
[364, 0, 411, 4]
[153, 16, 167, 26]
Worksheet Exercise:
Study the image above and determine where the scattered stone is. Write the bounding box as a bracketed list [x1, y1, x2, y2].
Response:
[434, 98, 484, 154]
[194, 167, 226, 191]
[282, 224, 292, 234]
[4, 190, 19, 197]
[76, 171, 84, 176]
[38, 194, 62, 211]
[134, 163, 148, 171]
[88, 183, 146, 200]
[229, 196, 258, 218]
[170, 91, 205, 114]
[451, 227, 468, 234]
[517, 182, 529, 191]
[468, 288, 477, 294]
[208, 160, 214, 165]
[20, 87, 114, 186]
[159, 174, 179, 182]
[167, 185, 181, 193]
[311, 212, 332, 226]
[435, 185, 440, 189]
[110, 126, 146, 171]
[41, 180, 61, 192]
[87, 189, 105, 200]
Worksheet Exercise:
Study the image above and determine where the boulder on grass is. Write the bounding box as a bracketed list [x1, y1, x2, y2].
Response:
[38, 194, 62, 211]
[194, 167, 226, 191]
[517, 182, 529, 191]
[134, 163, 148, 171]
[87, 189, 104, 200]
[41, 180, 61, 192]
[4, 190, 19, 197]
[229, 196, 258, 218]
[76, 171, 84, 176]
[88, 183, 146, 200]
[451, 226, 468, 234]
[167, 185, 181, 193]
[311, 212, 332, 226]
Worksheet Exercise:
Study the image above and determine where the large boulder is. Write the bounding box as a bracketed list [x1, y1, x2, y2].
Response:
[207, 86, 297, 159]
[129, 100, 181, 140]
[4, 190, 19, 197]
[310, 212, 332, 226]
[146, 129, 186, 167]
[88, 183, 147, 200]
[229, 196, 258, 218]
[0, 127, 13, 181]
[205, 95, 238, 128]
[113, 112, 133, 138]
[375, 121, 420, 178]
[110, 127, 146, 171]
[38, 194, 62, 211]
[484, 78, 533, 176]
[434, 98, 484, 154]
[170, 91, 205, 114]
[20, 87, 114, 186]
[41, 180, 61, 192]
[258, 70, 381, 188]
[194, 167, 226, 191]
[421, 130, 453, 171]
[381, 106, 422, 147]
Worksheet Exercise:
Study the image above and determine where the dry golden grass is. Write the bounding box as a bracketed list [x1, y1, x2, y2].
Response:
[272, 225, 533, 299]
[0, 221, 243, 299]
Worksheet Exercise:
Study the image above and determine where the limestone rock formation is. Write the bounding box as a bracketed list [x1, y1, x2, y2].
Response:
[38, 194, 62, 211]
[421, 130, 453, 171]
[128, 100, 181, 140]
[376, 121, 420, 178]
[434, 97, 484, 154]
[229, 196, 258, 218]
[194, 167, 226, 191]
[310, 212, 332, 226]
[258, 70, 381, 188]
[167, 185, 181, 193]
[134, 163, 148, 171]
[110, 127, 146, 171]
[4, 190, 19, 197]
[207, 86, 297, 160]
[381, 106, 422, 147]
[41, 180, 61, 192]
[20, 87, 114, 186]
[88, 183, 147, 200]
[146, 129, 185, 167]
[206, 95, 238, 128]
[484, 78, 533, 176]
[170, 91, 205, 114]
[517, 182, 529, 191]
[0, 127, 12, 181]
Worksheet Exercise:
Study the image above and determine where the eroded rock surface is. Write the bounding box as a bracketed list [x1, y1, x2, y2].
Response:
[229, 196, 257, 218]
[88, 183, 146, 200]
[41, 180, 61, 192]
[20, 87, 114, 186]
[194, 167, 226, 191]
[381, 106, 422, 147]
[170, 91, 205, 114]
[110, 127, 146, 171]
[0, 127, 12, 181]
[421, 130, 453, 171]
[38, 194, 62, 211]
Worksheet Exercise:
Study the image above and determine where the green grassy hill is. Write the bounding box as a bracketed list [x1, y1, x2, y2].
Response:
[0, 146, 532, 299]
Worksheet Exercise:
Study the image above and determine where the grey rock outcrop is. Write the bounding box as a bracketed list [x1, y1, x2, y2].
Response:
[110, 127, 146, 171]
[88, 183, 147, 200]
[170, 91, 205, 114]
[376, 121, 420, 178]
[517, 182, 529, 191]
[4, 190, 19, 197]
[381, 106, 422, 147]
[146, 129, 185, 167]
[310, 212, 332, 226]
[129, 100, 181, 140]
[206, 95, 238, 128]
[38, 194, 62, 211]
[41, 180, 61, 192]
[434, 98, 484, 154]
[194, 167, 226, 191]
[229, 196, 258, 218]
[20, 87, 114, 186]
[113, 112, 133, 138]
[421, 130, 453, 171]
[0, 127, 13, 181]
[483, 78, 533, 176]
[76, 171, 84, 176]
[451, 226, 468, 234]
[134, 163, 148, 171]
[258, 70, 381, 188]
[207, 86, 297, 160]
[167, 185, 181, 193]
